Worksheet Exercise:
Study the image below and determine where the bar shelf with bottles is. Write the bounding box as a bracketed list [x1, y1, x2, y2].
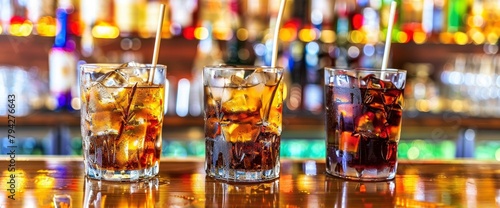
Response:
[1, 0, 499, 114]
[2, 0, 500, 155]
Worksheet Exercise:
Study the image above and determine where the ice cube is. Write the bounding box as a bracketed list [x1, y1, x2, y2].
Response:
[119, 61, 145, 68]
[119, 62, 148, 84]
[363, 89, 384, 111]
[230, 75, 245, 86]
[115, 138, 129, 167]
[86, 83, 127, 135]
[221, 123, 260, 143]
[206, 86, 225, 103]
[224, 70, 246, 87]
[87, 83, 117, 112]
[355, 109, 388, 138]
[334, 74, 357, 88]
[382, 89, 402, 105]
[362, 74, 383, 89]
[90, 111, 122, 135]
[355, 111, 375, 132]
[244, 70, 266, 87]
[222, 92, 248, 112]
[222, 90, 262, 114]
[96, 70, 129, 87]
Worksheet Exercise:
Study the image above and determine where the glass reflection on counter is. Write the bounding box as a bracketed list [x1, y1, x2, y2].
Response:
[53, 194, 72, 208]
[84, 177, 159, 208]
[324, 177, 395, 207]
[1, 169, 26, 194]
[205, 179, 279, 207]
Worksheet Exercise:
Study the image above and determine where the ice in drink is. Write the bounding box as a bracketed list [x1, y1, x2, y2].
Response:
[324, 68, 406, 181]
[204, 66, 283, 182]
[80, 63, 166, 181]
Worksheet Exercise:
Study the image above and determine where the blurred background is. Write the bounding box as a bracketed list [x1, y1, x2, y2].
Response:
[1, 0, 500, 160]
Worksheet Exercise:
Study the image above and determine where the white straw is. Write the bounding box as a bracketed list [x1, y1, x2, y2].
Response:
[381, 1, 397, 71]
[271, 0, 287, 67]
[149, 4, 166, 84]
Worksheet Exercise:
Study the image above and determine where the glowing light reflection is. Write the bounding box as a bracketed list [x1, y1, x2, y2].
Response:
[9, 20, 33, 37]
[92, 23, 120, 39]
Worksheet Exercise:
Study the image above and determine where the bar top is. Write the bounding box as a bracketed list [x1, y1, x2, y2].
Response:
[1, 157, 499, 207]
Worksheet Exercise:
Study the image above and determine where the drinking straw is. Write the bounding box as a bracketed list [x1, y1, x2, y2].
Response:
[381, 1, 397, 71]
[265, 0, 286, 121]
[149, 4, 166, 84]
[271, 0, 287, 67]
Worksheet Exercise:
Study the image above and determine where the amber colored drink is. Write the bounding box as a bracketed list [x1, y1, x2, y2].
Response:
[204, 66, 283, 182]
[80, 64, 166, 181]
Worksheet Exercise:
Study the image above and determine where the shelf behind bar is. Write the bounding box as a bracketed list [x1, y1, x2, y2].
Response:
[5, 110, 500, 130]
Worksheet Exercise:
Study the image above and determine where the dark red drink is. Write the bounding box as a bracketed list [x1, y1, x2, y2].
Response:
[325, 70, 405, 181]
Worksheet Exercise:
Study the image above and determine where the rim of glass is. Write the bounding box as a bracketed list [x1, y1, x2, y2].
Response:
[324, 67, 406, 73]
[81, 63, 167, 71]
[204, 65, 283, 71]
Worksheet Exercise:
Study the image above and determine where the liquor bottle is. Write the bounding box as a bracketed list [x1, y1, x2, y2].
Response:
[113, 0, 146, 36]
[0, 0, 13, 34]
[170, 0, 198, 31]
[333, 0, 354, 67]
[48, 8, 77, 111]
[225, 0, 254, 65]
[189, 21, 223, 116]
[80, 0, 112, 55]
[285, 0, 308, 113]
[446, 0, 468, 33]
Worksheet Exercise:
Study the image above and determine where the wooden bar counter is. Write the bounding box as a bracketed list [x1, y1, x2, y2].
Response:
[1, 157, 499, 207]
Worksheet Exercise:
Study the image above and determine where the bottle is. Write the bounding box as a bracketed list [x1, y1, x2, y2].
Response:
[446, 0, 468, 33]
[224, 0, 253, 65]
[48, 8, 77, 111]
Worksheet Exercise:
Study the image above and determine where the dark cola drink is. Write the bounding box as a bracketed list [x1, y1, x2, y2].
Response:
[324, 69, 406, 181]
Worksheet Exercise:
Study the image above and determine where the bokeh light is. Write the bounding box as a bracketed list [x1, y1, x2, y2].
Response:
[439, 32, 454, 44]
[454, 32, 469, 45]
[486, 32, 499, 44]
[299, 28, 319, 42]
[212, 24, 232, 40]
[92, 23, 119, 39]
[350, 30, 364, 44]
[35, 175, 55, 189]
[236, 28, 248, 41]
[36, 16, 56, 36]
[182, 26, 195, 40]
[194, 26, 209, 40]
[279, 27, 295, 42]
[472, 32, 485, 45]
[9, 18, 33, 37]
[320, 29, 336, 43]
[396, 31, 409, 43]
[413, 32, 427, 44]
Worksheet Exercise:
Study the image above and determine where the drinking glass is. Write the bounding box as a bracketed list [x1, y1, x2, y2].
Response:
[324, 67, 406, 181]
[80, 63, 166, 181]
[203, 65, 284, 182]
